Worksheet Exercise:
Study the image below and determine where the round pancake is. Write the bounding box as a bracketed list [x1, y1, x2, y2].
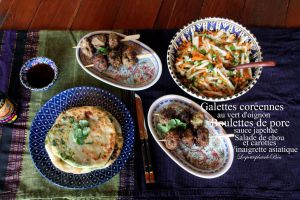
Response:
[45, 113, 123, 174]
[45, 106, 117, 170]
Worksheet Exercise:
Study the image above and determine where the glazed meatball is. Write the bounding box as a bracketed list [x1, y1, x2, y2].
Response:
[80, 38, 94, 58]
[181, 129, 194, 148]
[190, 112, 204, 129]
[122, 46, 137, 67]
[177, 109, 191, 123]
[91, 54, 108, 72]
[161, 107, 177, 119]
[108, 50, 122, 68]
[91, 34, 106, 49]
[164, 131, 180, 150]
[108, 33, 120, 49]
[195, 127, 209, 147]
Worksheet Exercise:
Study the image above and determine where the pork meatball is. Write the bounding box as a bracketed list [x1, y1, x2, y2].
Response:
[164, 131, 180, 150]
[108, 33, 120, 49]
[160, 107, 177, 120]
[195, 127, 209, 147]
[80, 38, 94, 58]
[108, 50, 122, 68]
[91, 54, 108, 72]
[122, 46, 137, 67]
[190, 112, 204, 129]
[177, 109, 191, 124]
[91, 34, 106, 49]
[181, 129, 194, 148]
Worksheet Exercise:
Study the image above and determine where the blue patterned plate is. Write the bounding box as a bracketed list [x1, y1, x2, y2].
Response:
[167, 17, 263, 102]
[29, 87, 135, 189]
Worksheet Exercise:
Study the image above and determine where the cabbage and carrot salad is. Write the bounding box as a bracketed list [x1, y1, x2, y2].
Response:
[175, 30, 254, 97]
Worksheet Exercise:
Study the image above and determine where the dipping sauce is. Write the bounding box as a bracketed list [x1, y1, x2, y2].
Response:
[27, 64, 55, 88]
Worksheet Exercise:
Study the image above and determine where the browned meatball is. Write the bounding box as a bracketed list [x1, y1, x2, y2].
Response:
[108, 50, 122, 68]
[108, 33, 120, 49]
[161, 107, 177, 119]
[177, 109, 191, 123]
[122, 46, 137, 67]
[195, 127, 209, 147]
[190, 112, 204, 129]
[181, 129, 194, 148]
[80, 38, 94, 58]
[91, 34, 106, 49]
[91, 54, 108, 72]
[164, 131, 180, 150]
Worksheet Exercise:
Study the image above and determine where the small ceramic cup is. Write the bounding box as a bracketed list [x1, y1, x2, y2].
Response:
[20, 57, 58, 91]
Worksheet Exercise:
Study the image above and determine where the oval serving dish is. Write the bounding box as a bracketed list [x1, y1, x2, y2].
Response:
[147, 95, 234, 178]
[167, 17, 263, 102]
[76, 31, 162, 91]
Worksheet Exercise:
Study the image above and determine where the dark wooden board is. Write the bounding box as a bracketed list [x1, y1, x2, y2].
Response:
[155, 0, 204, 29]
[286, 0, 300, 27]
[113, 0, 162, 29]
[0, 0, 299, 29]
[30, 0, 81, 29]
[200, 0, 245, 23]
[2, 0, 41, 29]
[71, 0, 122, 30]
[241, 0, 289, 27]
[0, 0, 14, 27]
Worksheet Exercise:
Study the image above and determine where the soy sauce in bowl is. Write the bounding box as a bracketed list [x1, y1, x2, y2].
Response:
[20, 57, 58, 91]
[27, 64, 55, 88]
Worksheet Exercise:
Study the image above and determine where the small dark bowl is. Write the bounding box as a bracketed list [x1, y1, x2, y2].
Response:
[20, 57, 58, 91]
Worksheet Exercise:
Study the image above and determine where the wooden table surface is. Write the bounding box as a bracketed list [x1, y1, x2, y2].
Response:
[0, 0, 299, 30]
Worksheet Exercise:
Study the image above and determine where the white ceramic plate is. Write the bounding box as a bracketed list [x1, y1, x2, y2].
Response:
[76, 31, 162, 91]
[147, 95, 234, 178]
[167, 18, 263, 102]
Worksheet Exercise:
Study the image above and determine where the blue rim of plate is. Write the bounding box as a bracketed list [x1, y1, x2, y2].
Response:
[29, 86, 135, 189]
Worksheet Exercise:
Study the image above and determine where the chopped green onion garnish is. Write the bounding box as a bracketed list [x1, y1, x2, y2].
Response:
[229, 45, 236, 51]
[207, 63, 214, 72]
[199, 49, 207, 55]
[97, 47, 108, 55]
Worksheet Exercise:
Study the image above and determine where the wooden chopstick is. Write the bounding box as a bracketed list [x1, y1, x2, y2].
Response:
[135, 93, 155, 184]
[229, 61, 276, 70]
[121, 34, 140, 42]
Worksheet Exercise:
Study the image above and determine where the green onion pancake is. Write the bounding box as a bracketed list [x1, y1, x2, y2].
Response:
[45, 106, 123, 174]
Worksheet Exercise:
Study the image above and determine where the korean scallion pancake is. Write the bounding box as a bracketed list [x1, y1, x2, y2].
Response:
[45, 106, 123, 174]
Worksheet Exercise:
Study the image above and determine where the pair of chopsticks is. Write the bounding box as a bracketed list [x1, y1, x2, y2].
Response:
[135, 93, 155, 184]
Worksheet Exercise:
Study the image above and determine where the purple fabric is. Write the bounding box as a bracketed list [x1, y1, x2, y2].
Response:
[0, 31, 16, 93]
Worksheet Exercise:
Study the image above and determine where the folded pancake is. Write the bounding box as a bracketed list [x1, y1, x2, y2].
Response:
[45, 106, 123, 174]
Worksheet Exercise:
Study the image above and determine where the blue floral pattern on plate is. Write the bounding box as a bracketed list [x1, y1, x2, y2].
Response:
[29, 87, 135, 189]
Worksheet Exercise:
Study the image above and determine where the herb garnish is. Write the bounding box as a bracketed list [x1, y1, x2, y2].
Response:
[199, 49, 207, 55]
[207, 63, 214, 72]
[157, 119, 187, 134]
[97, 47, 108, 55]
[70, 119, 91, 145]
[229, 45, 236, 51]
